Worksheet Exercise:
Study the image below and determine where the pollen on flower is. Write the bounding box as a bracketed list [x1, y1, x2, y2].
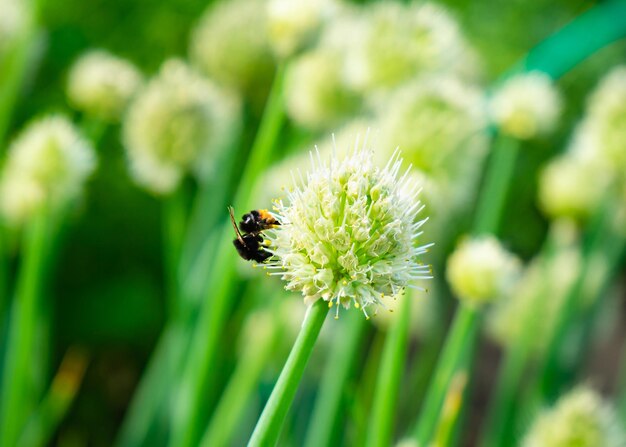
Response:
[265, 137, 432, 318]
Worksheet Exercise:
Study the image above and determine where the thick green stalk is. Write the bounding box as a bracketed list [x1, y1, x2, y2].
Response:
[618, 341, 626, 422]
[411, 3, 626, 442]
[352, 329, 386, 447]
[170, 63, 286, 447]
[115, 324, 186, 447]
[536, 201, 609, 402]
[248, 300, 328, 447]
[412, 132, 515, 445]
[163, 189, 186, 320]
[480, 228, 559, 447]
[178, 131, 243, 304]
[0, 212, 50, 447]
[0, 34, 36, 147]
[568, 225, 625, 377]
[472, 135, 519, 236]
[366, 297, 412, 447]
[18, 348, 88, 447]
[200, 315, 280, 447]
[412, 305, 479, 444]
[304, 312, 366, 447]
[519, 0, 626, 78]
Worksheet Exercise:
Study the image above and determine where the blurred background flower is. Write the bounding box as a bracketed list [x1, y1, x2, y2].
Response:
[0, 0, 626, 445]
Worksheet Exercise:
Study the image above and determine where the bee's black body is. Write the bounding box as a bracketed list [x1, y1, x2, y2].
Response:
[229, 207, 280, 263]
[233, 234, 272, 263]
[240, 209, 280, 234]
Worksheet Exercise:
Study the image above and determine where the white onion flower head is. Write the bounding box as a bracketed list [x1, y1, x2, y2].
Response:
[344, 2, 477, 92]
[376, 76, 487, 180]
[67, 50, 143, 122]
[489, 72, 561, 139]
[284, 48, 359, 130]
[583, 66, 626, 171]
[522, 387, 625, 447]
[266, 143, 432, 319]
[123, 59, 240, 195]
[267, 0, 338, 58]
[0, 0, 27, 53]
[190, 0, 274, 103]
[0, 116, 96, 225]
[446, 236, 521, 307]
[538, 153, 607, 221]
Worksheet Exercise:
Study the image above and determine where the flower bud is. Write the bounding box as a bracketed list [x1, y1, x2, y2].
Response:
[0, 0, 27, 53]
[522, 387, 625, 447]
[267, 0, 337, 58]
[190, 0, 275, 104]
[284, 48, 359, 130]
[489, 72, 561, 139]
[446, 236, 520, 307]
[0, 116, 96, 224]
[67, 50, 143, 122]
[538, 153, 606, 221]
[343, 2, 478, 92]
[123, 59, 240, 194]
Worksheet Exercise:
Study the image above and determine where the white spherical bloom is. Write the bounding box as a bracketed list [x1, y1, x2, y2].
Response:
[446, 236, 521, 307]
[489, 72, 561, 139]
[0, 0, 27, 52]
[538, 153, 607, 221]
[522, 387, 625, 447]
[267, 0, 337, 58]
[67, 50, 143, 122]
[0, 116, 96, 224]
[583, 66, 626, 171]
[123, 59, 240, 195]
[284, 48, 359, 130]
[266, 145, 432, 318]
[190, 0, 275, 103]
[376, 76, 487, 179]
[342, 2, 478, 92]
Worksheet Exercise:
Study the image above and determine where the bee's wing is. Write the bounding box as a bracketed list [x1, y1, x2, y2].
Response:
[228, 206, 245, 244]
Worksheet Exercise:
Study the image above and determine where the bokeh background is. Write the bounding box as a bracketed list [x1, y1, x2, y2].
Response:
[2, 0, 626, 446]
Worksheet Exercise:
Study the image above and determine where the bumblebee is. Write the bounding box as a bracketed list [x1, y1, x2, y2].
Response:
[229, 206, 280, 263]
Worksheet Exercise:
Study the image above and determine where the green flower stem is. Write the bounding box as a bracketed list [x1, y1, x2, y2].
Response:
[115, 324, 186, 447]
[0, 211, 50, 447]
[472, 134, 519, 236]
[537, 199, 610, 402]
[618, 341, 626, 421]
[353, 329, 386, 447]
[366, 297, 412, 447]
[18, 348, 88, 447]
[0, 33, 37, 148]
[304, 312, 366, 447]
[163, 188, 186, 320]
[411, 3, 626, 442]
[200, 315, 280, 447]
[568, 224, 625, 376]
[480, 227, 560, 447]
[519, 0, 626, 78]
[233, 63, 287, 212]
[178, 131, 243, 303]
[170, 63, 286, 447]
[412, 132, 515, 445]
[412, 305, 479, 444]
[248, 300, 328, 447]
